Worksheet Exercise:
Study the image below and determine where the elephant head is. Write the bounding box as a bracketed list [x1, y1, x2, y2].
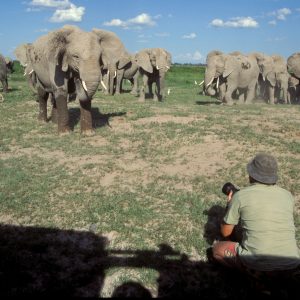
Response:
[135, 48, 172, 101]
[92, 28, 131, 95]
[136, 48, 171, 74]
[287, 52, 300, 80]
[204, 50, 225, 96]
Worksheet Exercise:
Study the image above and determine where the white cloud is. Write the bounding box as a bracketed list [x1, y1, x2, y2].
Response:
[210, 17, 259, 28]
[30, 0, 70, 8]
[176, 51, 204, 62]
[277, 8, 291, 20]
[28, 0, 85, 23]
[50, 4, 85, 22]
[104, 13, 156, 29]
[268, 20, 277, 26]
[268, 8, 291, 21]
[182, 33, 197, 39]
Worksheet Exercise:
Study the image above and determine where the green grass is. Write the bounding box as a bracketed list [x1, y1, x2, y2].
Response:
[0, 63, 300, 297]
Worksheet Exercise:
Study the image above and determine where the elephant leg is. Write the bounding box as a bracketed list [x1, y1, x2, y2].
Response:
[54, 91, 70, 134]
[138, 74, 148, 102]
[236, 91, 245, 104]
[156, 73, 166, 101]
[224, 85, 235, 105]
[130, 73, 139, 96]
[37, 87, 49, 122]
[1, 79, 8, 93]
[50, 94, 58, 124]
[115, 69, 124, 95]
[80, 100, 94, 135]
[268, 85, 275, 104]
[148, 81, 154, 99]
[245, 84, 256, 104]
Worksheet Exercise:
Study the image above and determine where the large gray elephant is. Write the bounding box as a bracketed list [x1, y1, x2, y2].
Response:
[0, 54, 13, 93]
[287, 52, 300, 80]
[255, 53, 289, 104]
[15, 25, 107, 135]
[204, 50, 260, 105]
[92, 28, 131, 95]
[115, 53, 139, 95]
[135, 48, 172, 102]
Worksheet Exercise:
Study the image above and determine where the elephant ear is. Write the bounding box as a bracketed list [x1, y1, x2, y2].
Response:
[14, 44, 32, 67]
[223, 55, 235, 78]
[92, 28, 127, 65]
[136, 51, 153, 73]
[266, 72, 276, 87]
[118, 53, 131, 69]
[50, 26, 77, 72]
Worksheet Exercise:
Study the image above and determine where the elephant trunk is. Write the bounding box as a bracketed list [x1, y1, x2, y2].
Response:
[75, 68, 101, 101]
[204, 67, 217, 95]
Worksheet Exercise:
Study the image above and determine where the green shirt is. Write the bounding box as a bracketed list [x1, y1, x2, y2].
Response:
[224, 183, 300, 271]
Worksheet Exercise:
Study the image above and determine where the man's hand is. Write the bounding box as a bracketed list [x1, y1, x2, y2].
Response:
[227, 190, 233, 202]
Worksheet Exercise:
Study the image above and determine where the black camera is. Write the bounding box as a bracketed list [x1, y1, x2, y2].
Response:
[222, 182, 239, 196]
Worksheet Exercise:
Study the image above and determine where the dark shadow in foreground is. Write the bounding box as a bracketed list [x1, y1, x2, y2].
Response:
[0, 224, 299, 298]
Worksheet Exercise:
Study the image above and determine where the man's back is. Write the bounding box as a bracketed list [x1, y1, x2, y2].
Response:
[225, 183, 300, 271]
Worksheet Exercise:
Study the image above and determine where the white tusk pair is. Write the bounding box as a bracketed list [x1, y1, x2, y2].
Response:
[24, 69, 34, 76]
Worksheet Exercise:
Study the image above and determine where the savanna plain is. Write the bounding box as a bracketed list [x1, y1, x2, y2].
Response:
[0, 64, 300, 297]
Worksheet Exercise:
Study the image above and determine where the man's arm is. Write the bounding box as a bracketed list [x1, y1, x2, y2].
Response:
[221, 190, 235, 237]
[220, 222, 235, 238]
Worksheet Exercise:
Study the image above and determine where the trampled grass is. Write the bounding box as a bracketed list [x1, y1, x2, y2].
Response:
[0, 64, 300, 297]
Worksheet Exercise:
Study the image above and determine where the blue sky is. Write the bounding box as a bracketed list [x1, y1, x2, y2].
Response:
[1, 0, 299, 63]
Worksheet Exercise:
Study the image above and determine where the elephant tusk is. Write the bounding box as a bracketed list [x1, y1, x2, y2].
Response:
[195, 80, 198, 85]
[166, 66, 170, 70]
[199, 80, 204, 86]
[101, 80, 107, 91]
[216, 77, 219, 89]
[82, 80, 88, 92]
[206, 76, 215, 88]
[23, 71, 27, 77]
[29, 70, 34, 75]
[114, 71, 117, 78]
[167, 88, 171, 95]
[156, 65, 160, 70]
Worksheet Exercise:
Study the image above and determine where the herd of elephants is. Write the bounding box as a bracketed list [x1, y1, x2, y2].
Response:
[0, 25, 300, 135]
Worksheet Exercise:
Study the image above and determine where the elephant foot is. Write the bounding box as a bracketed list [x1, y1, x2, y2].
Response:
[130, 91, 138, 96]
[224, 101, 234, 106]
[244, 100, 253, 105]
[38, 116, 48, 123]
[81, 129, 95, 137]
[58, 130, 71, 137]
[50, 115, 58, 124]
